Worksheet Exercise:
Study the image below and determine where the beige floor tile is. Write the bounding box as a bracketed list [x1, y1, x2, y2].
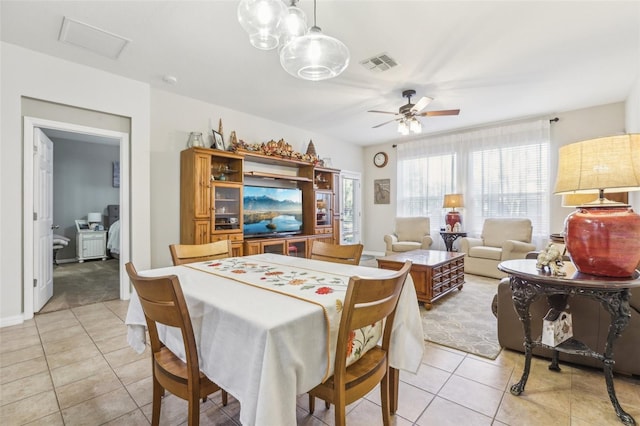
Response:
[0, 390, 59, 425]
[126, 376, 154, 407]
[0, 333, 42, 354]
[104, 344, 149, 369]
[0, 356, 48, 385]
[415, 396, 492, 426]
[0, 319, 36, 334]
[61, 388, 137, 424]
[0, 324, 39, 342]
[55, 369, 123, 409]
[34, 309, 75, 325]
[198, 403, 241, 426]
[50, 354, 111, 387]
[114, 357, 152, 385]
[365, 381, 435, 423]
[23, 411, 64, 425]
[438, 375, 503, 417]
[41, 332, 95, 356]
[72, 302, 114, 318]
[103, 409, 151, 425]
[81, 316, 125, 333]
[0, 344, 44, 367]
[95, 332, 131, 354]
[45, 341, 101, 370]
[87, 324, 128, 343]
[344, 398, 413, 426]
[570, 391, 640, 426]
[36, 316, 79, 334]
[140, 392, 215, 426]
[399, 362, 451, 394]
[495, 392, 570, 426]
[38, 324, 87, 344]
[421, 344, 465, 372]
[454, 357, 514, 391]
[0, 371, 53, 406]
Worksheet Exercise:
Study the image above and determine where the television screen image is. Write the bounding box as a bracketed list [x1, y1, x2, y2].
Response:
[243, 185, 303, 236]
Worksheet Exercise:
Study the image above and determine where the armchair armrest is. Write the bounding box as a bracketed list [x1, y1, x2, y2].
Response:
[420, 235, 433, 249]
[459, 237, 483, 254]
[383, 234, 398, 252]
[501, 240, 536, 260]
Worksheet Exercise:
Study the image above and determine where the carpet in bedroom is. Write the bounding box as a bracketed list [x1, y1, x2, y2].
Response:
[39, 259, 119, 314]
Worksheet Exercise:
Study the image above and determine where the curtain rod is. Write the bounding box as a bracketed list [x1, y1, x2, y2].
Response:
[392, 116, 560, 148]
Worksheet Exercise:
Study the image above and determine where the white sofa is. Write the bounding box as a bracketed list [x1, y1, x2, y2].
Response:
[383, 217, 433, 256]
[459, 218, 535, 279]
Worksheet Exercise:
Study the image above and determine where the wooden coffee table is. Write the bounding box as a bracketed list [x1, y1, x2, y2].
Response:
[377, 249, 465, 309]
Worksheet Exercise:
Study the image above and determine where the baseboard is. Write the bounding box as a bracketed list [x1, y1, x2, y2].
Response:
[1, 314, 25, 328]
[363, 250, 384, 258]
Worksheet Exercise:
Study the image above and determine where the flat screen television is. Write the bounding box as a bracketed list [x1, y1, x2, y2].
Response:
[243, 185, 303, 237]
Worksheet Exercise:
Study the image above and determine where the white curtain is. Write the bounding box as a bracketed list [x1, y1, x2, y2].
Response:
[397, 119, 550, 249]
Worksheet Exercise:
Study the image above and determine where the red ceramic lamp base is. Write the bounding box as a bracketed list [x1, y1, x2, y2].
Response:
[445, 211, 462, 231]
[565, 205, 640, 277]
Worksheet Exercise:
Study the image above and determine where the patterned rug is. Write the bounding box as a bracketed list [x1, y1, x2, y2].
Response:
[421, 274, 502, 359]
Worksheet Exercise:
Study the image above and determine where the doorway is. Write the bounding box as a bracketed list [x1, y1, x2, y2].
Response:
[339, 171, 361, 244]
[23, 117, 130, 318]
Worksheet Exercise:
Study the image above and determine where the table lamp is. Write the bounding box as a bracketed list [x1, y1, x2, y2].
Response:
[87, 212, 102, 230]
[554, 134, 640, 277]
[443, 193, 464, 232]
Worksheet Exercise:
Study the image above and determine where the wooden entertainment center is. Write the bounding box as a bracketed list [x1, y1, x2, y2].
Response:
[180, 147, 340, 257]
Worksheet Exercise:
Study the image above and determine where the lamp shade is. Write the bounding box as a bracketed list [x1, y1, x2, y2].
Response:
[553, 134, 640, 277]
[87, 212, 102, 223]
[279, 26, 350, 81]
[237, 0, 287, 50]
[443, 194, 464, 209]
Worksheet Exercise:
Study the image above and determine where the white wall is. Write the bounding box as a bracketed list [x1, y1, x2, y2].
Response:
[362, 103, 627, 254]
[0, 42, 151, 323]
[149, 89, 364, 267]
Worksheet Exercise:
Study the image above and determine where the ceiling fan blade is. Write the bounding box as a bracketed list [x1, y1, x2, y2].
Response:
[420, 109, 461, 117]
[410, 96, 433, 113]
[372, 117, 401, 128]
[368, 110, 399, 115]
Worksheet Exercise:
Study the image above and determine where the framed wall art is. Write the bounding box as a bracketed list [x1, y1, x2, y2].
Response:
[212, 130, 225, 151]
[374, 179, 390, 204]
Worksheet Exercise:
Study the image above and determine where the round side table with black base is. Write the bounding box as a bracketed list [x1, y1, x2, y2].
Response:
[498, 259, 640, 426]
[439, 232, 467, 252]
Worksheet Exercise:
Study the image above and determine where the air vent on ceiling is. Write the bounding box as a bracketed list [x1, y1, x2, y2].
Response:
[58, 17, 130, 60]
[360, 53, 399, 72]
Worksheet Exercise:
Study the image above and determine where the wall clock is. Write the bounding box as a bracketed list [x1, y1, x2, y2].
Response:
[373, 151, 388, 168]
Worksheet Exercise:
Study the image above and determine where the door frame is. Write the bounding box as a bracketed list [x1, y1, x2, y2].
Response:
[23, 117, 130, 319]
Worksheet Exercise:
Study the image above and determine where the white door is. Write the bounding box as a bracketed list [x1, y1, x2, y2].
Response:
[339, 171, 361, 244]
[33, 128, 54, 312]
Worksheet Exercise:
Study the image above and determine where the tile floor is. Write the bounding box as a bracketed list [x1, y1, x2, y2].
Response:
[1, 299, 639, 425]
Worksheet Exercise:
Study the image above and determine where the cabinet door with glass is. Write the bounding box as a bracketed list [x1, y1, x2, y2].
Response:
[315, 191, 332, 229]
[211, 183, 242, 234]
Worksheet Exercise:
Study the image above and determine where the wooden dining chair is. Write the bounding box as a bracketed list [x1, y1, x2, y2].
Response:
[307, 260, 412, 426]
[309, 240, 364, 265]
[125, 262, 228, 426]
[169, 240, 233, 265]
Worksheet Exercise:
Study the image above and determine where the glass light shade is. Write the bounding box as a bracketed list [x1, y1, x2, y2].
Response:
[443, 193, 464, 210]
[87, 212, 102, 223]
[409, 118, 422, 133]
[397, 120, 409, 135]
[278, 4, 307, 48]
[238, 0, 287, 50]
[279, 26, 350, 81]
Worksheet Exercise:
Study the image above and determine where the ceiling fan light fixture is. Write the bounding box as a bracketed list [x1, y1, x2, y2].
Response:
[238, 0, 287, 50]
[280, 25, 349, 81]
[409, 117, 422, 133]
[398, 120, 409, 135]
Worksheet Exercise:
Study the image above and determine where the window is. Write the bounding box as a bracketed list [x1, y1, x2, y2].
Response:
[397, 119, 550, 248]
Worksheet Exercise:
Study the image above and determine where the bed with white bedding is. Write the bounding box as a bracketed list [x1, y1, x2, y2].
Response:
[107, 219, 120, 259]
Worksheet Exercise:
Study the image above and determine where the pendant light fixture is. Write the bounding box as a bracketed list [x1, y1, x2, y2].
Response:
[279, 0, 350, 81]
[237, 0, 287, 50]
[278, 0, 307, 48]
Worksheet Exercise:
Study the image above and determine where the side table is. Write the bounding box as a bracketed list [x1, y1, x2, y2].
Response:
[498, 259, 640, 426]
[439, 231, 467, 252]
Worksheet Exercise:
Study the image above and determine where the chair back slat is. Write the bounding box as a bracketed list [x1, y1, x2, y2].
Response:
[310, 241, 364, 265]
[170, 240, 233, 265]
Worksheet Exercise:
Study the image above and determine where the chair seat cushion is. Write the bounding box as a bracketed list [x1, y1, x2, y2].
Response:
[469, 246, 502, 261]
[392, 242, 421, 252]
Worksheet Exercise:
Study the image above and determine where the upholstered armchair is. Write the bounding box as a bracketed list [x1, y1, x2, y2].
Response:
[459, 218, 535, 279]
[383, 217, 433, 255]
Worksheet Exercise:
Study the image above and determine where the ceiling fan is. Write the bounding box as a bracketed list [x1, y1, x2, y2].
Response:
[369, 89, 460, 133]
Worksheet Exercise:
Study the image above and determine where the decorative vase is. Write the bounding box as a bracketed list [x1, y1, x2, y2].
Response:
[187, 132, 205, 148]
[445, 211, 462, 232]
[565, 205, 640, 277]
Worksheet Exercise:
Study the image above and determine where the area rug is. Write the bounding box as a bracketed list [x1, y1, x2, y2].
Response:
[421, 274, 502, 359]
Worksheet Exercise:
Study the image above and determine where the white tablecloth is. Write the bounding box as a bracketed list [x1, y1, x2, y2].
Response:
[125, 253, 424, 426]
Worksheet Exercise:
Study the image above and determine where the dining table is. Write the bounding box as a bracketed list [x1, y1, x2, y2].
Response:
[125, 253, 425, 426]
